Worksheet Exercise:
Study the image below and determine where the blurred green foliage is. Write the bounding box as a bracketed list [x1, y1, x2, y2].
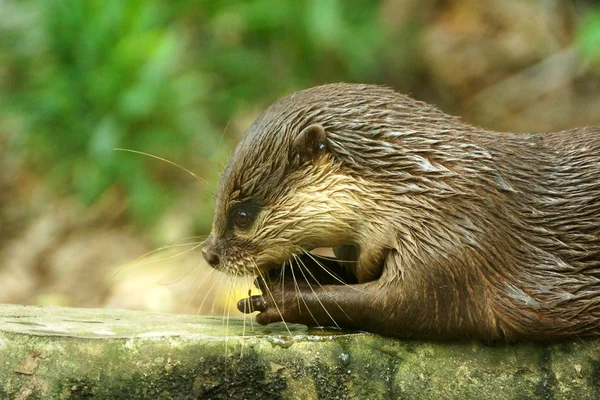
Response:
[577, 7, 600, 66]
[2, 0, 599, 232]
[0, 0, 385, 229]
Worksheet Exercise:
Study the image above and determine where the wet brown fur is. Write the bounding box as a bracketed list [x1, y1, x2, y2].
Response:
[204, 83, 600, 341]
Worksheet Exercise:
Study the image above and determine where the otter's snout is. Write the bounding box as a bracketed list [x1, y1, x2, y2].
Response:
[202, 238, 221, 267]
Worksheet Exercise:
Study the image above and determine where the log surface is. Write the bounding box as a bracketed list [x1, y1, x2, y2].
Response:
[1, 304, 599, 399]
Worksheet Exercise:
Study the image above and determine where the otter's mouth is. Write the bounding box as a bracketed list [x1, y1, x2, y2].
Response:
[261, 247, 358, 286]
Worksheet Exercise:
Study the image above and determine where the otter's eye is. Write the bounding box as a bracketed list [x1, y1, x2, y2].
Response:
[233, 210, 251, 229]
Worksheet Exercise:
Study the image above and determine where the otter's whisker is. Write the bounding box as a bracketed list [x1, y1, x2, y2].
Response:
[216, 119, 231, 156]
[185, 262, 209, 307]
[289, 256, 320, 327]
[113, 148, 213, 190]
[307, 252, 359, 264]
[255, 264, 293, 337]
[294, 255, 341, 329]
[195, 267, 219, 314]
[142, 238, 207, 263]
[111, 242, 206, 286]
[210, 273, 227, 315]
[139, 236, 207, 258]
[300, 249, 366, 293]
[106, 237, 206, 283]
[296, 253, 355, 324]
[231, 273, 249, 358]
[244, 275, 255, 330]
[130, 242, 205, 269]
[241, 277, 248, 357]
[158, 261, 203, 286]
[281, 263, 287, 313]
[224, 277, 234, 359]
[287, 258, 305, 311]
[221, 277, 233, 372]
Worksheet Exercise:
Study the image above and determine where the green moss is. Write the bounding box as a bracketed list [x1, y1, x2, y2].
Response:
[2, 305, 600, 399]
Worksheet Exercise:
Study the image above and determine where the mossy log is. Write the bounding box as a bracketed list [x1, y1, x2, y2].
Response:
[0, 304, 599, 399]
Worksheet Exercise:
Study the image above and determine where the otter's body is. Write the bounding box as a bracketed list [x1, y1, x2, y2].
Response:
[203, 83, 600, 341]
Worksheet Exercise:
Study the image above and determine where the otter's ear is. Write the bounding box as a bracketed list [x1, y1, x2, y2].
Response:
[293, 124, 328, 165]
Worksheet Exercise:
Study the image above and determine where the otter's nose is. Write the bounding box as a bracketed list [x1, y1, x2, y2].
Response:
[202, 248, 221, 267]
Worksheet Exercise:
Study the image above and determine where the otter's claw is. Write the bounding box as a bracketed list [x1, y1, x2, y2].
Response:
[237, 295, 266, 313]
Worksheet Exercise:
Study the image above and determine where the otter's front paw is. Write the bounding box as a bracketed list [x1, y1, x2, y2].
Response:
[236, 275, 297, 325]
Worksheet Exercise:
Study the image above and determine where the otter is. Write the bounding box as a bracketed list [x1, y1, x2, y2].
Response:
[202, 83, 600, 341]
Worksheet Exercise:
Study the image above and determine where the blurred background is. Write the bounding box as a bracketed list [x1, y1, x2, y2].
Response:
[1, 0, 600, 316]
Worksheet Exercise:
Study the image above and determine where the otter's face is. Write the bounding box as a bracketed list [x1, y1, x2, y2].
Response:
[202, 121, 360, 276]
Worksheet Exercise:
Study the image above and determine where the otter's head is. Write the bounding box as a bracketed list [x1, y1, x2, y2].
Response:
[202, 83, 467, 277]
[202, 86, 366, 276]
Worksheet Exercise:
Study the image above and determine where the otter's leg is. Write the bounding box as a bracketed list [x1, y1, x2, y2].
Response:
[237, 275, 377, 329]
